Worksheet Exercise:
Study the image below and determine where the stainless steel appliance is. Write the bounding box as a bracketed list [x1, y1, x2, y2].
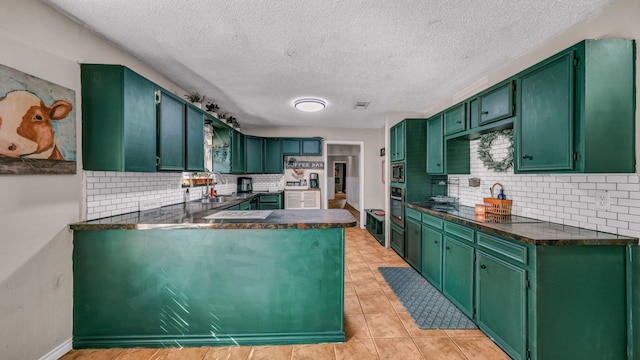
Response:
[309, 173, 319, 189]
[390, 186, 404, 227]
[391, 163, 405, 183]
[237, 177, 253, 193]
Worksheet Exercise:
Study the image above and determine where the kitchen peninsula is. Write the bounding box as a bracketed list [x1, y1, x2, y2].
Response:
[69, 199, 356, 349]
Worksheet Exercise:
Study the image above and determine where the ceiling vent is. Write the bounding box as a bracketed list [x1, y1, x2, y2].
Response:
[354, 101, 370, 110]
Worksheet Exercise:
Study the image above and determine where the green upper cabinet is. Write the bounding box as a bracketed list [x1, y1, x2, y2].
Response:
[443, 103, 466, 136]
[516, 51, 574, 172]
[302, 138, 322, 155]
[209, 118, 232, 174]
[478, 81, 514, 126]
[390, 122, 405, 162]
[426, 114, 444, 174]
[516, 39, 635, 173]
[264, 137, 283, 173]
[282, 138, 322, 156]
[157, 91, 185, 171]
[476, 251, 527, 360]
[230, 130, 245, 174]
[245, 135, 264, 174]
[185, 105, 204, 171]
[81, 64, 157, 172]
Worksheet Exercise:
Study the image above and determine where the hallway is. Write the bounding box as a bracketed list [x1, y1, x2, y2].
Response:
[61, 226, 508, 360]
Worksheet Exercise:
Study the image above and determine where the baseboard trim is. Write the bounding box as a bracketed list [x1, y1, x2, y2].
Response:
[39, 338, 72, 360]
[72, 332, 345, 349]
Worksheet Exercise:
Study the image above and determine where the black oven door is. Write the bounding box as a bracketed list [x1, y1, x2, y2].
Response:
[390, 187, 404, 227]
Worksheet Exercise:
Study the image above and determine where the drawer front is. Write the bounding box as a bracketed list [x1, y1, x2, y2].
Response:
[405, 207, 421, 221]
[260, 195, 280, 203]
[422, 213, 443, 230]
[477, 232, 528, 265]
[444, 221, 474, 243]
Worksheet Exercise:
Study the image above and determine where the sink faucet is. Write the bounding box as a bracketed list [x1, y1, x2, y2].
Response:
[203, 171, 227, 199]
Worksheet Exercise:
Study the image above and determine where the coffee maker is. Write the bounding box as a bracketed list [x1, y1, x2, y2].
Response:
[237, 177, 253, 193]
[309, 173, 319, 189]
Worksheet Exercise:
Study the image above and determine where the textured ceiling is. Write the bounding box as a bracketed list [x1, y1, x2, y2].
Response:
[45, 0, 614, 129]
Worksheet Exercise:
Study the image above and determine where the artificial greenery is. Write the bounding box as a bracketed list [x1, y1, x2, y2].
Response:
[184, 92, 205, 103]
[477, 129, 514, 172]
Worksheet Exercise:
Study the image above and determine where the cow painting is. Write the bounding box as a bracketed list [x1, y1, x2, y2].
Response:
[0, 90, 72, 160]
[0, 63, 76, 174]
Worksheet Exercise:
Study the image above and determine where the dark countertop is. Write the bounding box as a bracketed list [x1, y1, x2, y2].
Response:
[70, 191, 357, 230]
[407, 202, 638, 246]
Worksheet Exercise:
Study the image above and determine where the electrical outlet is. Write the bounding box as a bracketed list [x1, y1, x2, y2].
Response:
[594, 190, 610, 211]
[139, 199, 161, 211]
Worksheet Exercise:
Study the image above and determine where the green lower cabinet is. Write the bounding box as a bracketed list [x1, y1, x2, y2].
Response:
[476, 251, 527, 360]
[405, 218, 421, 270]
[73, 228, 345, 348]
[442, 236, 474, 317]
[421, 225, 442, 290]
[259, 194, 282, 210]
[238, 200, 251, 210]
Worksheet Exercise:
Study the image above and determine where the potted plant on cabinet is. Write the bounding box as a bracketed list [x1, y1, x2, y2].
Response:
[205, 102, 219, 117]
[185, 92, 205, 109]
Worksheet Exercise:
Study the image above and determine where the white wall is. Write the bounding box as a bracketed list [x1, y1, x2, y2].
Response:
[0, 0, 189, 358]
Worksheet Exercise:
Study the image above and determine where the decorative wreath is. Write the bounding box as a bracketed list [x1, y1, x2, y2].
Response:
[477, 129, 514, 172]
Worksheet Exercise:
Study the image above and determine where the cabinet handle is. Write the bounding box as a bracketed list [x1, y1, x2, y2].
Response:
[436, 163, 441, 167]
[434, 240, 438, 244]
[522, 154, 533, 160]
[456, 120, 462, 124]
[445, 246, 450, 250]
[155, 156, 160, 166]
[481, 111, 489, 115]
[480, 264, 487, 269]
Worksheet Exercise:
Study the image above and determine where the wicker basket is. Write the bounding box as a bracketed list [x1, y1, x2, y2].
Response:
[483, 198, 513, 215]
[483, 182, 512, 215]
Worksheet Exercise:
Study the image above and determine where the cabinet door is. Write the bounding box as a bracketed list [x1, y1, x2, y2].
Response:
[285, 191, 302, 209]
[231, 130, 245, 174]
[405, 218, 421, 270]
[476, 251, 527, 360]
[443, 236, 474, 317]
[301, 139, 322, 155]
[122, 68, 157, 172]
[264, 138, 283, 173]
[282, 138, 301, 154]
[249, 198, 259, 210]
[421, 225, 442, 289]
[444, 103, 466, 135]
[426, 114, 444, 174]
[185, 105, 204, 171]
[390, 122, 405, 161]
[157, 91, 185, 171]
[479, 82, 513, 125]
[245, 136, 264, 173]
[390, 223, 405, 258]
[302, 191, 320, 209]
[516, 51, 574, 172]
[238, 201, 251, 210]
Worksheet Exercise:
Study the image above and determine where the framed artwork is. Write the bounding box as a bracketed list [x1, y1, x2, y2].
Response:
[0, 64, 76, 174]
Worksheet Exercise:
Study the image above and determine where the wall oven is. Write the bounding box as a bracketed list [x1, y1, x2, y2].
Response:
[391, 163, 405, 183]
[390, 186, 404, 227]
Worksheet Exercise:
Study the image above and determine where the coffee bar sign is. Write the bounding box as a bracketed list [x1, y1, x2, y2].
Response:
[285, 161, 324, 169]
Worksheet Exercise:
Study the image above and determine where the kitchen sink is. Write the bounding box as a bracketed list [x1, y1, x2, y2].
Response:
[200, 196, 235, 203]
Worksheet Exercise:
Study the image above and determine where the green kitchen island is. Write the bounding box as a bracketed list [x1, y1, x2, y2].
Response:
[69, 206, 356, 349]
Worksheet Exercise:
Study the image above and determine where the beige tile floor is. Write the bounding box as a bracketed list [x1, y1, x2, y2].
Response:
[61, 225, 510, 360]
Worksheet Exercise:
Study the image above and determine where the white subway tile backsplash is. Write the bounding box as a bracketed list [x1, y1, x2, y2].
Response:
[84, 171, 285, 220]
[452, 137, 640, 237]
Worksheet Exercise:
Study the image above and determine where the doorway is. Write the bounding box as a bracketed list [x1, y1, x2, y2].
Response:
[323, 141, 365, 228]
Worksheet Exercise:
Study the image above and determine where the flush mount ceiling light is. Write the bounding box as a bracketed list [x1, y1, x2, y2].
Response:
[294, 98, 326, 112]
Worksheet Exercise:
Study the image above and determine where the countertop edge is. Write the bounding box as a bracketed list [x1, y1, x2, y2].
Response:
[406, 202, 639, 246]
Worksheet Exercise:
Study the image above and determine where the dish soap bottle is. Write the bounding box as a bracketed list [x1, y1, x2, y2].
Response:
[497, 189, 506, 200]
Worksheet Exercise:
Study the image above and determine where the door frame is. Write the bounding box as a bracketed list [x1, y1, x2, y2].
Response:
[323, 141, 365, 228]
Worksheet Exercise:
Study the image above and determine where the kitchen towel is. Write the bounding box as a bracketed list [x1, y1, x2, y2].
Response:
[378, 267, 477, 329]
